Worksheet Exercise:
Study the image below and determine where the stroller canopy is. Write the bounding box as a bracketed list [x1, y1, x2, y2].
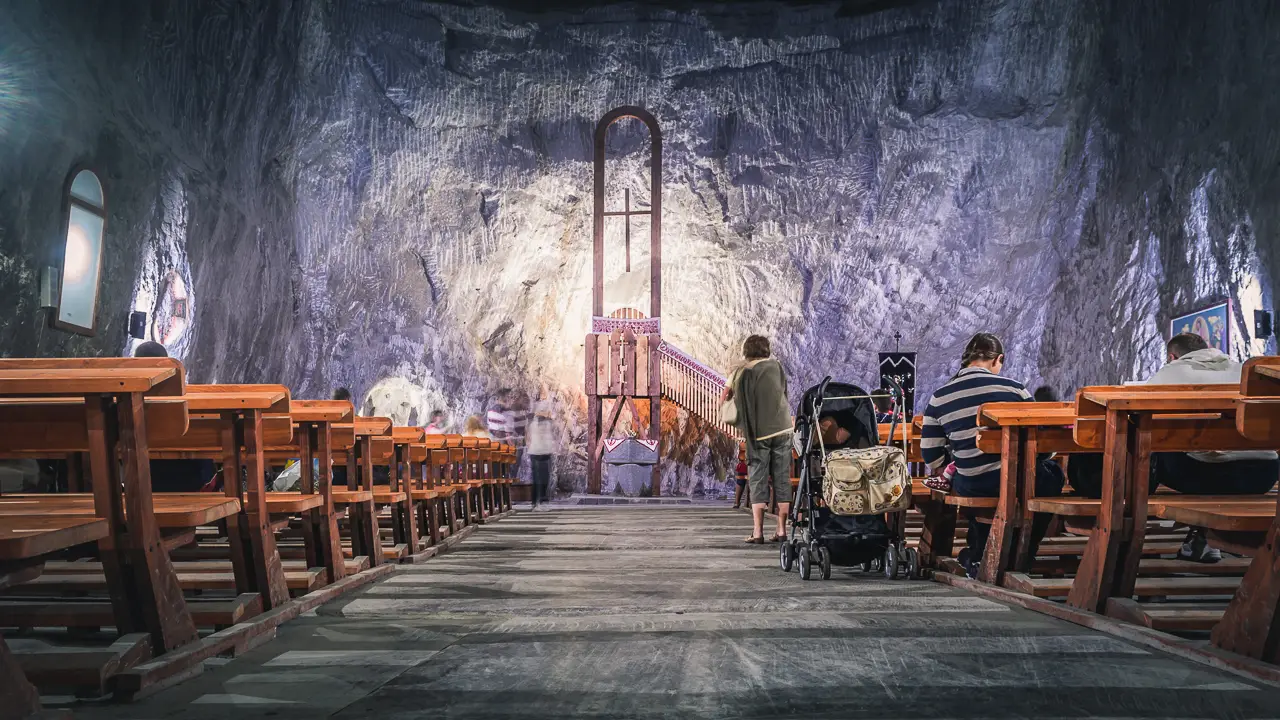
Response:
[794, 381, 879, 450]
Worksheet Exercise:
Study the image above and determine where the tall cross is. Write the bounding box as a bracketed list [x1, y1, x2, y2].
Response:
[603, 188, 651, 272]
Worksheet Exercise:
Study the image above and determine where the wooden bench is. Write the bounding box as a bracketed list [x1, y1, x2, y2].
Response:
[1203, 356, 1280, 663]
[1, 512, 111, 717]
[158, 383, 296, 609]
[0, 359, 201, 653]
[341, 416, 402, 562]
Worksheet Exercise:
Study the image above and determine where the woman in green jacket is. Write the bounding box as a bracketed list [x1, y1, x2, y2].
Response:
[723, 335, 793, 543]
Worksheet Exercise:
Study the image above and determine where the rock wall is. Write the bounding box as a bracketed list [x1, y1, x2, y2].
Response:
[1, 0, 1278, 494]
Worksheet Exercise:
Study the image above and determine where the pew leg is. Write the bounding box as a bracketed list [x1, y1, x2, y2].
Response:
[1067, 409, 1130, 614]
[402, 500, 421, 553]
[365, 502, 384, 566]
[318, 505, 345, 582]
[918, 501, 956, 570]
[115, 394, 199, 651]
[1111, 418, 1153, 604]
[349, 500, 380, 567]
[0, 632, 41, 720]
[429, 499, 442, 545]
[1212, 510, 1280, 662]
[302, 509, 322, 570]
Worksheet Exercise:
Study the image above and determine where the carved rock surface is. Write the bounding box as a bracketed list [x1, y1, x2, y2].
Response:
[1, 0, 1278, 494]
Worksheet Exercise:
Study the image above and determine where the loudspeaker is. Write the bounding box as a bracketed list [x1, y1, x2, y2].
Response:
[1255, 310, 1273, 340]
[128, 311, 148, 339]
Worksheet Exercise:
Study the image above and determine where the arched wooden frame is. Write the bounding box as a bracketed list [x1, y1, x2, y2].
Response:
[592, 106, 662, 320]
[51, 166, 107, 336]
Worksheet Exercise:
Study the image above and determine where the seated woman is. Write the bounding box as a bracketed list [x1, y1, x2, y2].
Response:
[919, 333, 1064, 578]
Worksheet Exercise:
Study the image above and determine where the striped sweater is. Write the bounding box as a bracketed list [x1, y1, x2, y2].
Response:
[920, 367, 1030, 493]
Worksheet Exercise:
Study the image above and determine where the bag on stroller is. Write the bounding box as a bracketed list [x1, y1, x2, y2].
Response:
[781, 376, 918, 580]
[823, 445, 911, 515]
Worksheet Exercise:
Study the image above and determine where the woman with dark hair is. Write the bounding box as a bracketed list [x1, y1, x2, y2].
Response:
[919, 333, 1064, 578]
[723, 334, 793, 543]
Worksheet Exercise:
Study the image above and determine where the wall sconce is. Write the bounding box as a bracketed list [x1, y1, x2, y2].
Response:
[39, 266, 58, 309]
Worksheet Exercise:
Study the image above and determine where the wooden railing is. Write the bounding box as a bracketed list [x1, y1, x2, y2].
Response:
[657, 341, 740, 438]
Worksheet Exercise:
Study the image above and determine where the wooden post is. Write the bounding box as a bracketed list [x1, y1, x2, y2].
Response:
[314, 423, 345, 582]
[1067, 407, 1129, 613]
[979, 426, 1022, 584]
[1012, 430, 1041, 571]
[298, 426, 320, 569]
[241, 409, 289, 608]
[84, 397, 136, 636]
[359, 437, 382, 566]
[117, 392, 198, 650]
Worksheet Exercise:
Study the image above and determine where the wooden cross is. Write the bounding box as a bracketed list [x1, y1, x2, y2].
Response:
[603, 188, 651, 272]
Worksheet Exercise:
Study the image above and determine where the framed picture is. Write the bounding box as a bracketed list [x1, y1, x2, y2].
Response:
[1170, 299, 1231, 353]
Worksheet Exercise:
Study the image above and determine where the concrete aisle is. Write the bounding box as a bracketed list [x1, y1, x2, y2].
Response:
[76, 506, 1280, 719]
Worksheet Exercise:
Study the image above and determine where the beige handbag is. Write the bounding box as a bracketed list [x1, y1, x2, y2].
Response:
[719, 367, 741, 426]
[822, 445, 911, 515]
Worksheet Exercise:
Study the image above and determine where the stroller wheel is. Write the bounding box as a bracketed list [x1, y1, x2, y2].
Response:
[798, 545, 812, 580]
[817, 545, 831, 580]
[884, 544, 899, 580]
[861, 559, 873, 573]
[906, 546, 921, 580]
[779, 538, 795, 572]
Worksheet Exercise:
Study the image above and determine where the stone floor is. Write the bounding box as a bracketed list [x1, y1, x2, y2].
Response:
[72, 505, 1280, 719]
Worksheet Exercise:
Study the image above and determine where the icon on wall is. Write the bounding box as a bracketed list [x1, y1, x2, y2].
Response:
[1171, 300, 1231, 353]
[878, 352, 917, 420]
[152, 270, 190, 346]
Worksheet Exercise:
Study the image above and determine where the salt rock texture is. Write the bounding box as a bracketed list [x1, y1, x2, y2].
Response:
[1, 0, 1279, 495]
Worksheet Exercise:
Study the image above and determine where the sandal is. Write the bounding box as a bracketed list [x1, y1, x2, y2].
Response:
[922, 476, 951, 492]
[770, 534, 787, 543]
[744, 535, 764, 544]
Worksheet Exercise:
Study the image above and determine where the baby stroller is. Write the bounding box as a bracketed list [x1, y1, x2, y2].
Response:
[779, 376, 919, 580]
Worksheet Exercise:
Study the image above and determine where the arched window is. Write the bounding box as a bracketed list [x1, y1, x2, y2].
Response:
[54, 168, 106, 334]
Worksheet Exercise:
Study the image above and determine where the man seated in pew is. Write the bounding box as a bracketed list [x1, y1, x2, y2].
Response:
[131, 341, 218, 492]
[921, 333, 1065, 578]
[1069, 332, 1278, 563]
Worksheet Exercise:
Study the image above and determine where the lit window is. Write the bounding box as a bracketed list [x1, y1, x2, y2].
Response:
[54, 169, 106, 334]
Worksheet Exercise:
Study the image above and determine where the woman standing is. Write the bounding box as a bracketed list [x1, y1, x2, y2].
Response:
[723, 335, 793, 544]
[527, 402, 556, 511]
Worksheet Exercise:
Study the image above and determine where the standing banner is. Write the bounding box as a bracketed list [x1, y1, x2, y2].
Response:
[878, 352, 917, 420]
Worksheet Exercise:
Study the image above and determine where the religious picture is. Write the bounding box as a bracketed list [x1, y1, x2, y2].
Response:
[1170, 300, 1231, 353]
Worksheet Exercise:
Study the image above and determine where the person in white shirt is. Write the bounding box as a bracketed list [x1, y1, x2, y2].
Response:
[526, 402, 556, 510]
[1070, 332, 1278, 562]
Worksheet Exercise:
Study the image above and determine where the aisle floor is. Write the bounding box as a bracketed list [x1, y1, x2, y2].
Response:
[74, 505, 1280, 719]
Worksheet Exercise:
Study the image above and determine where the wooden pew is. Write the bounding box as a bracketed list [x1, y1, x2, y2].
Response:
[341, 417, 399, 563]
[277, 399, 352, 584]
[1, 511, 111, 717]
[1055, 386, 1260, 614]
[0, 359, 200, 653]
[978, 384, 1278, 635]
[148, 395, 356, 591]
[444, 436, 476, 527]
[969, 403, 1077, 584]
[388, 426, 424, 555]
[1207, 357, 1280, 663]
[165, 384, 292, 609]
